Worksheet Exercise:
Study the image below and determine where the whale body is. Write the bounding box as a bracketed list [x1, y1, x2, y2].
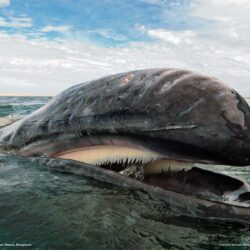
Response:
[0, 68, 250, 216]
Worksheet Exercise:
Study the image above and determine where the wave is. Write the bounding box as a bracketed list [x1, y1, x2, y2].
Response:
[0, 104, 15, 109]
[0, 114, 22, 128]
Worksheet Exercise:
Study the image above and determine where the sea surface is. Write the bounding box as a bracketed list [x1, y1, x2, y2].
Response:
[0, 96, 250, 250]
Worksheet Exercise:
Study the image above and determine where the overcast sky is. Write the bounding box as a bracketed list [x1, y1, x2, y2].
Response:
[0, 0, 249, 96]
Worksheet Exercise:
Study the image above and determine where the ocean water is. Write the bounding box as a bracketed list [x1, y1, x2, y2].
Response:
[0, 96, 250, 250]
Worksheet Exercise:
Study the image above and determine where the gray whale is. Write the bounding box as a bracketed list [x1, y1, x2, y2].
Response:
[0, 68, 250, 218]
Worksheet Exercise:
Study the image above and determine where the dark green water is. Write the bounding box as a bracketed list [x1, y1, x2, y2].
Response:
[0, 96, 249, 250]
[0, 96, 51, 117]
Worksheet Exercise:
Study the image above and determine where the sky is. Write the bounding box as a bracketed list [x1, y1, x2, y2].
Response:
[0, 0, 249, 96]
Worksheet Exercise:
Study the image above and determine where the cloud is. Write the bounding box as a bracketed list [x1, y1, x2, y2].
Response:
[0, 25, 250, 97]
[139, 0, 164, 4]
[0, 16, 32, 28]
[139, 0, 182, 6]
[87, 29, 127, 42]
[40, 25, 71, 33]
[0, 0, 249, 97]
[196, 0, 250, 7]
[0, 0, 10, 7]
[134, 0, 250, 96]
[145, 28, 195, 45]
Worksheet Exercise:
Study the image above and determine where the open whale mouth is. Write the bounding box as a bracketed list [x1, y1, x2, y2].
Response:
[39, 136, 250, 204]
[9, 129, 250, 205]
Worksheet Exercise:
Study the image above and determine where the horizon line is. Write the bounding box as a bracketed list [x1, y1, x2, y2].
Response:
[0, 93, 54, 97]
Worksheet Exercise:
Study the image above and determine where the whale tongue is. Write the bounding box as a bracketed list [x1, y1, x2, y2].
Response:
[116, 160, 250, 205]
[119, 164, 144, 180]
[142, 167, 250, 205]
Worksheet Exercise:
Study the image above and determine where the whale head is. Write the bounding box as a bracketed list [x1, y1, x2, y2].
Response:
[1, 68, 250, 206]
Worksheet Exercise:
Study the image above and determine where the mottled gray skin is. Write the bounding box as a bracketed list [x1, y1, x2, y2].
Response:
[1, 68, 250, 220]
[0, 68, 250, 166]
